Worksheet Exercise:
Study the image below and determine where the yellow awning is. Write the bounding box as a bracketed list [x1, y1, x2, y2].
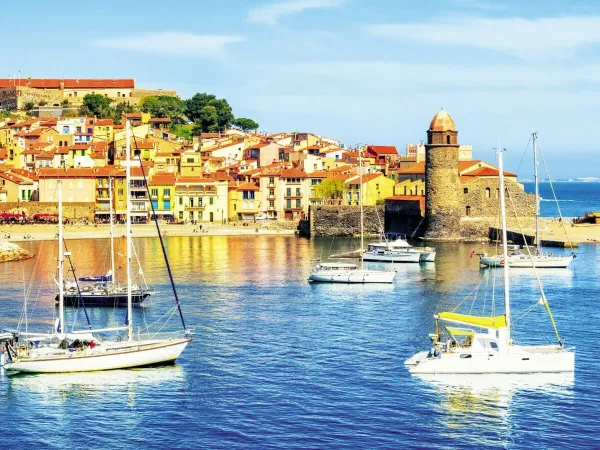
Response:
[438, 312, 507, 329]
[446, 327, 475, 337]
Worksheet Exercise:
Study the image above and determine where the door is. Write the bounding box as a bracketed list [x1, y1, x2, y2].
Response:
[210, 212, 214, 222]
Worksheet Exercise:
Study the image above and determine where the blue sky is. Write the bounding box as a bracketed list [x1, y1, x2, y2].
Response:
[2, 0, 600, 178]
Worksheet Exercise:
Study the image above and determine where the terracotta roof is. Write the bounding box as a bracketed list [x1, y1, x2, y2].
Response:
[133, 140, 154, 149]
[148, 118, 171, 123]
[0, 78, 135, 89]
[8, 168, 38, 181]
[458, 160, 483, 172]
[0, 171, 34, 185]
[461, 167, 517, 178]
[281, 168, 307, 178]
[94, 119, 114, 126]
[200, 133, 220, 138]
[235, 181, 260, 191]
[149, 172, 176, 186]
[210, 172, 234, 181]
[367, 145, 398, 155]
[0, 149, 7, 159]
[396, 161, 425, 174]
[329, 165, 353, 173]
[429, 109, 456, 132]
[176, 176, 215, 184]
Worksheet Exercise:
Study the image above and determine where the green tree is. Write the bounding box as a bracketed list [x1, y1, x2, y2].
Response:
[61, 99, 70, 106]
[185, 93, 233, 131]
[38, 100, 47, 106]
[199, 105, 219, 133]
[110, 102, 135, 124]
[24, 102, 35, 112]
[139, 95, 185, 119]
[316, 179, 345, 204]
[191, 121, 203, 137]
[80, 94, 112, 118]
[233, 117, 259, 132]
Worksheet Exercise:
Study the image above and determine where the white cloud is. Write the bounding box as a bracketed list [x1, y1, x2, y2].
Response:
[365, 16, 600, 60]
[247, 0, 345, 25]
[453, 0, 505, 11]
[91, 32, 245, 57]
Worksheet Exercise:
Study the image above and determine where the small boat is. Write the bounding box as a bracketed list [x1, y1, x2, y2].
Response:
[309, 149, 395, 284]
[479, 132, 574, 269]
[309, 262, 396, 283]
[1, 120, 191, 373]
[406, 149, 574, 375]
[363, 236, 436, 263]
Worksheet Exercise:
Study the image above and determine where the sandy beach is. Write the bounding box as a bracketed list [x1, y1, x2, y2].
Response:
[525, 218, 600, 245]
[0, 221, 298, 242]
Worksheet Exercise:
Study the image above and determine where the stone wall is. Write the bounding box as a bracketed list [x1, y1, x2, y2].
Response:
[310, 205, 385, 237]
[0, 202, 95, 221]
[130, 89, 179, 106]
[425, 144, 461, 240]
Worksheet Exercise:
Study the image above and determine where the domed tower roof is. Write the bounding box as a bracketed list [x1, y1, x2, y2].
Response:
[429, 109, 456, 132]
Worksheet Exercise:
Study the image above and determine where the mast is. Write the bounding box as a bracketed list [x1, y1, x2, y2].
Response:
[126, 120, 133, 341]
[533, 132, 541, 254]
[359, 146, 364, 270]
[109, 175, 115, 285]
[498, 147, 511, 346]
[58, 180, 65, 338]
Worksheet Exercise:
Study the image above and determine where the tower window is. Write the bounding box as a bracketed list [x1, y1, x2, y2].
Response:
[486, 187, 491, 198]
[446, 135, 451, 144]
[463, 187, 468, 194]
[466, 206, 471, 216]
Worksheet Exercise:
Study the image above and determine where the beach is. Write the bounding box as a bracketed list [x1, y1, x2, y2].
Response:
[0, 221, 298, 242]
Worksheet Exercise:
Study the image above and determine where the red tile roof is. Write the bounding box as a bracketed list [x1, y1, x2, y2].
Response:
[281, 168, 307, 178]
[367, 145, 398, 155]
[94, 119, 114, 126]
[235, 181, 260, 191]
[0, 78, 135, 89]
[396, 161, 425, 174]
[149, 172, 177, 186]
[346, 173, 384, 185]
[461, 167, 517, 178]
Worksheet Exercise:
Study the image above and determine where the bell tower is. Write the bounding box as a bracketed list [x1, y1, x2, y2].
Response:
[424, 109, 461, 240]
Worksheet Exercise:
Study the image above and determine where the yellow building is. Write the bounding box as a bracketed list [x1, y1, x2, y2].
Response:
[149, 172, 176, 220]
[179, 150, 203, 177]
[0, 171, 36, 202]
[228, 181, 261, 221]
[345, 173, 395, 206]
[174, 177, 228, 223]
[92, 119, 114, 142]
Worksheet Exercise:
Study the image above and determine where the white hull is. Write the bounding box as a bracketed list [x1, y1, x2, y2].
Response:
[4, 338, 191, 373]
[362, 251, 421, 263]
[405, 345, 574, 374]
[309, 270, 395, 283]
[480, 255, 574, 268]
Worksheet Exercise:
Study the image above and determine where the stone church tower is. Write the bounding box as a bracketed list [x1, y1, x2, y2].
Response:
[424, 109, 461, 240]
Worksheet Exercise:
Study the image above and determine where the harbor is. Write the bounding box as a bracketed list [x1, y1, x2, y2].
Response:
[0, 234, 597, 448]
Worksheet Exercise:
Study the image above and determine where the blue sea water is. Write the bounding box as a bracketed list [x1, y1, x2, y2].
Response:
[0, 235, 598, 449]
[522, 182, 600, 218]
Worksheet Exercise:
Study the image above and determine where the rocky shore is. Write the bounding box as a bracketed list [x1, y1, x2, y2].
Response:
[0, 241, 34, 262]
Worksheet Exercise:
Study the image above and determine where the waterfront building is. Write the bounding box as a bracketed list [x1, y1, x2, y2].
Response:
[228, 181, 261, 221]
[345, 173, 395, 207]
[174, 176, 228, 223]
[149, 172, 176, 221]
[37, 168, 97, 203]
[0, 171, 36, 202]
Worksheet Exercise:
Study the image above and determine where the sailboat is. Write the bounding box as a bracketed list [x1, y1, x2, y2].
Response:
[479, 132, 575, 268]
[405, 149, 574, 374]
[59, 174, 154, 307]
[0, 120, 191, 373]
[309, 150, 396, 283]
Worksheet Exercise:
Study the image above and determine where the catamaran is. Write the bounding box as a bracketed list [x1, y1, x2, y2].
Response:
[479, 132, 575, 268]
[405, 149, 574, 374]
[0, 120, 191, 373]
[309, 149, 395, 283]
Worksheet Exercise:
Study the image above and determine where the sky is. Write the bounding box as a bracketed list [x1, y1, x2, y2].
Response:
[2, 0, 600, 178]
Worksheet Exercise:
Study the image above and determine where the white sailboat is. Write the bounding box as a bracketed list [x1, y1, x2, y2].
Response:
[405, 149, 574, 374]
[363, 236, 436, 263]
[0, 120, 191, 373]
[309, 149, 395, 283]
[479, 132, 574, 268]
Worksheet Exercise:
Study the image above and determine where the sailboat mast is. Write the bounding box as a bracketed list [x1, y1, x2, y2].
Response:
[359, 146, 364, 270]
[126, 120, 133, 341]
[498, 147, 511, 345]
[109, 175, 115, 284]
[58, 180, 65, 338]
[533, 132, 541, 253]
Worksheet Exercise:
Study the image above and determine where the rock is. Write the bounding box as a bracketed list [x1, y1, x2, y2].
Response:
[0, 241, 34, 263]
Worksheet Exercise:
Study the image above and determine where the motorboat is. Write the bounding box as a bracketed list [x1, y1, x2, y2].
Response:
[363, 237, 436, 263]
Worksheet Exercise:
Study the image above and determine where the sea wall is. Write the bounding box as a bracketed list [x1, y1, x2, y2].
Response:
[0, 202, 95, 221]
[310, 205, 385, 237]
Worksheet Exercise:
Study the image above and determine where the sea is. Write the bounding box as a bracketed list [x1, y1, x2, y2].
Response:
[521, 181, 600, 218]
[0, 235, 599, 449]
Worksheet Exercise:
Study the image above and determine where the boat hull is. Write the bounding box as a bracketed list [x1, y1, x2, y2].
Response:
[362, 252, 422, 263]
[480, 255, 574, 268]
[3, 338, 191, 373]
[406, 346, 574, 374]
[308, 270, 395, 283]
[57, 292, 151, 307]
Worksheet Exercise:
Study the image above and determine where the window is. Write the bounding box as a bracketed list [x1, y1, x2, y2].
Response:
[151, 200, 158, 210]
[189, 198, 194, 207]
[295, 188, 301, 196]
[118, 189, 124, 196]
[179, 197, 183, 205]
[295, 199, 301, 208]
[209, 197, 213, 205]
[286, 199, 292, 208]
[466, 205, 471, 216]
[286, 188, 291, 196]
[269, 189, 274, 197]
[463, 188, 468, 194]
[496, 188, 500, 199]
[151, 188, 158, 198]
[486, 187, 491, 198]
[186, 158, 194, 163]
[446, 135, 451, 144]
[269, 177, 274, 185]
[163, 188, 170, 197]
[269, 200, 275, 208]
[119, 200, 123, 207]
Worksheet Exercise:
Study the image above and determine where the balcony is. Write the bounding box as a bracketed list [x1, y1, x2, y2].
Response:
[131, 194, 148, 200]
[284, 206, 303, 211]
[267, 194, 276, 200]
[267, 206, 276, 211]
[184, 206, 206, 211]
[284, 195, 302, 199]
[96, 196, 110, 201]
[267, 182, 275, 188]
